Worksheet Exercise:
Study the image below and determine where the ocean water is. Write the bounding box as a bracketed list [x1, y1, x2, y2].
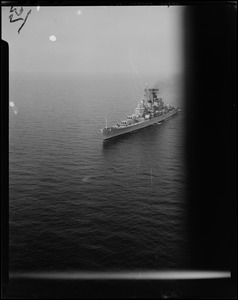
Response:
[9, 72, 189, 272]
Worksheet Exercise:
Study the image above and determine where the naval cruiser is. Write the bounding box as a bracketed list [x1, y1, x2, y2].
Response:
[101, 84, 178, 140]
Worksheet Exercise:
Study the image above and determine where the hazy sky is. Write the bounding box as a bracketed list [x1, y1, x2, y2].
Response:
[2, 6, 184, 76]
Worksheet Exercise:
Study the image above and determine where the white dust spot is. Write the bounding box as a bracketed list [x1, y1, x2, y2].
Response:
[49, 35, 57, 42]
[77, 10, 82, 15]
[10, 101, 17, 114]
[36, 6, 40, 11]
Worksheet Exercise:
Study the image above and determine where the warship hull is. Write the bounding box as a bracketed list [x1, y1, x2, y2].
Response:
[102, 108, 178, 140]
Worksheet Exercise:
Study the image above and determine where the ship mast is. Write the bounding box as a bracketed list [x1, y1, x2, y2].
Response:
[105, 114, 108, 129]
[145, 83, 149, 101]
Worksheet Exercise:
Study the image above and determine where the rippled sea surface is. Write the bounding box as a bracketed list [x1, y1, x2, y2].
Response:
[9, 72, 189, 272]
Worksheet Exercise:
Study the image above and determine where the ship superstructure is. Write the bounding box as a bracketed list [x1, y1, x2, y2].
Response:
[101, 84, 178, 140]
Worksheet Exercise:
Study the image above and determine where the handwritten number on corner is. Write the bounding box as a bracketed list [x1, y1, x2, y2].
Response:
[9, 6, 24, 16]
[17, 10, 31, 34]
[9, 6, 32, 34]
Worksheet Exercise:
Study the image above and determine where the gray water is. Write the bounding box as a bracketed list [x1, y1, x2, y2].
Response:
[9, 72, 189, 272]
